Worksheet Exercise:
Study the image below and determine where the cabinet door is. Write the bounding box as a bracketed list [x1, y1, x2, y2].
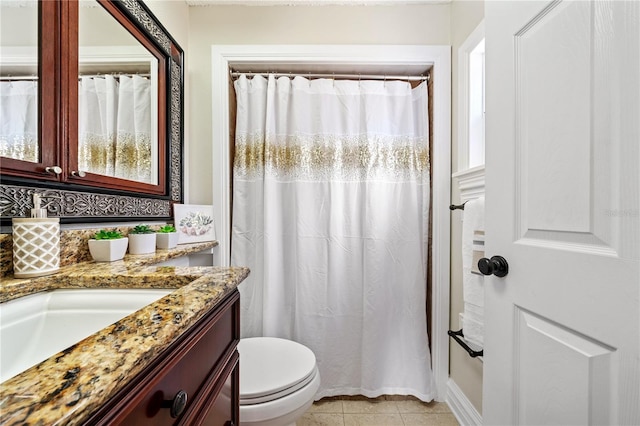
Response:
[189, 352, 239, 426]
[0, 1, 60, 181]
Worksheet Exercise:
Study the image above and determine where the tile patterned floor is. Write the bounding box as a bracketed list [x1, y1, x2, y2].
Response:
[298, 396, 460, 426]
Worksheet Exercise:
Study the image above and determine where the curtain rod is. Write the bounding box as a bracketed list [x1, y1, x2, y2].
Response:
[79, 73, 151, 79]
[230, 71, 430, 82]
[0, 75, 37, 81]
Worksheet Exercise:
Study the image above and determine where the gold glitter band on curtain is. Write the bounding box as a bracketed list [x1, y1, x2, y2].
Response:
[78, 133, 152, 183]
[234, 133, 430, 182]
[0, 135, 38, 163]
[115, 134, 152, 183]
[78, 133, 117, 176]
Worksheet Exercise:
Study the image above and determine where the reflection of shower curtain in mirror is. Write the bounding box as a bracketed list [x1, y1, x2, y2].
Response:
[78, 75, 151, 183]
[0, 81, 38, 162]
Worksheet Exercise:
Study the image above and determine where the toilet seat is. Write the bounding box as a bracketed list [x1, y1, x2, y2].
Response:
[239, 337, 318, 405]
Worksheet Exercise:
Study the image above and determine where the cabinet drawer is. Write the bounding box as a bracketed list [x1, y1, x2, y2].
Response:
[88, 290, 240, 425]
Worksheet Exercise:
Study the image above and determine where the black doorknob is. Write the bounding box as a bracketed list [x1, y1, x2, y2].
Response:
[478, 256, 509, 277]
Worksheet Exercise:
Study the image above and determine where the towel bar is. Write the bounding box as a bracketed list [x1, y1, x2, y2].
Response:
[448, 329, 483, 358]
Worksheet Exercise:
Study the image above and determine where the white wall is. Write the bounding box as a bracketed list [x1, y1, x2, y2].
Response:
[0, 3, 37, 46]
[186, 4, 451, 204]
[449, 0, 484, 415]
[143, 0, 191, 200]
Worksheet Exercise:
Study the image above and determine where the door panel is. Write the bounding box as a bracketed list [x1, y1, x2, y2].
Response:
[515, 308, 616, 426]
[484, 1, 639, 425]
[516, 0, 592, 236]
[514, 0, 635, 256]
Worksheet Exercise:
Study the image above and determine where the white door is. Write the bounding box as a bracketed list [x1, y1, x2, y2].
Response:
[483, 1, 639, 425]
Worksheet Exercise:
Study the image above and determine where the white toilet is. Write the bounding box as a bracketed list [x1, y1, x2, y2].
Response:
[238, 337, 321, 426]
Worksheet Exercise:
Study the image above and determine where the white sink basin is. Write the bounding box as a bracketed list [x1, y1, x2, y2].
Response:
[0, 288, 172, 383]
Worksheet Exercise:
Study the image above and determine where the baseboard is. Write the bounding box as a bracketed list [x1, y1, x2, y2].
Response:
[446, 379, 483, 426]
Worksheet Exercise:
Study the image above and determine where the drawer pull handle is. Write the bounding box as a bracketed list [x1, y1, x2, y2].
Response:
[162, 390, 188, 418]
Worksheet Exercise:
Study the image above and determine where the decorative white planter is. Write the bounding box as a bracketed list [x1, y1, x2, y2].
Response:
[128, 233, 156, 255]
[156, 232, 178, 250]
[88, 238, 129, 262]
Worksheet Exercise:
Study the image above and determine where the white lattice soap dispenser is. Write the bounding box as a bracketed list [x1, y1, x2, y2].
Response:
[12, 193, 60, 278]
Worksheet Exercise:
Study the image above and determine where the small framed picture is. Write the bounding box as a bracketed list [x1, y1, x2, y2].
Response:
[173, 204, 216, 244]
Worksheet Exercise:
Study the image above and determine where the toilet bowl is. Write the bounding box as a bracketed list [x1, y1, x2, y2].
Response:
[238, 337, 321, 426]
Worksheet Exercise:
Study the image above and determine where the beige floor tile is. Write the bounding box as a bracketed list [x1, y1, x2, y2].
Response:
[308, 400, 344, 413]
[396, 400, 451, 414]
[401, 413, 460, 426]
[401, 413, 443, 426]
[343, 413, 404, 426]
[298, 413, 345, 426]
[434, 413, 460, 425]
[342, 400, 399, 414]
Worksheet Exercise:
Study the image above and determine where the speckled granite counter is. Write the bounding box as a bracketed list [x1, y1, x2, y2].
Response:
[0, 242, 250, 425]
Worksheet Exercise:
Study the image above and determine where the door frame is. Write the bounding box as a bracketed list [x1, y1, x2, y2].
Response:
[210, 44, 451, 400]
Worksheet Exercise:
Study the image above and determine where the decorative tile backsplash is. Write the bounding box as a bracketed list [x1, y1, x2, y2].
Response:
[0, 185, 171, 220]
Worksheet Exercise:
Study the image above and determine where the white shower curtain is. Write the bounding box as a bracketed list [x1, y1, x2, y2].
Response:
[0, 81, 38, 162]
[231, 74, 435, 401]
[78, 74, 152, 183]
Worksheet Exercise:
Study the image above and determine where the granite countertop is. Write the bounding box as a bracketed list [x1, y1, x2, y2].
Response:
[0, 242, 250, 425]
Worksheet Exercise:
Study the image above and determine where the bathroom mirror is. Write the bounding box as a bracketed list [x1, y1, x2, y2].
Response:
[0, 0, 184, 223]
[0, 0, 39, 163]
[77, 0, 159, 185]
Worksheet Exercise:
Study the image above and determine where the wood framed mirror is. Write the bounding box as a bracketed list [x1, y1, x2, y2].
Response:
[0, 0, 183, 223]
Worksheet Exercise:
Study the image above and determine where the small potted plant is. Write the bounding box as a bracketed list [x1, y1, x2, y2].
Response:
[128, 224, 156, 255]
[156, 224, 178, 250]
[88, 229, 128, 262]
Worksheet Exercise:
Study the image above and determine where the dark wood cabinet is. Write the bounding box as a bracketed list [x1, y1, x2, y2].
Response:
[0, 1, 60, 183]
[85, 289, 240, 426]
[1, 0, 184, 222]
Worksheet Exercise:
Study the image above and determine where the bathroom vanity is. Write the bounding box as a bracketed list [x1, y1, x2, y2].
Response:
[0, 242, 248, 425]
[87, 288, 240, 425]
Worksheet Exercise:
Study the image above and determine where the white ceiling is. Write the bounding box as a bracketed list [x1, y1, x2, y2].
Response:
[186, 0, 450, 6]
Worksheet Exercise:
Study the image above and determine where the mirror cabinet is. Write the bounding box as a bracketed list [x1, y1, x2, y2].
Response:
[0, 0, 183, 222]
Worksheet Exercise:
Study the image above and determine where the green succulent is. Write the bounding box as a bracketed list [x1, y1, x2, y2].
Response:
[157, 225, 176, 233]
[130, 224, 154, 234]
[93, 229, 124, 240]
